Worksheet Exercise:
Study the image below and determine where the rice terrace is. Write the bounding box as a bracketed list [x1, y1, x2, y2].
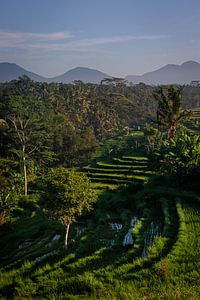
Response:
[0, 101, 200, 299]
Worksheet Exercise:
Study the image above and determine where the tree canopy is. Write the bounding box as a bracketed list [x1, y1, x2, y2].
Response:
[154, 85, 193, 139]
[41, 168, 97, 248]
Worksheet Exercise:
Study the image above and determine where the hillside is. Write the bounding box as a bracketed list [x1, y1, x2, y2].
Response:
[0, 80, 199, 299]
[0, 133, 199, 299]
[0, 64, 110, 84]
[49, 67, 111, 84]
[0, 63, 46, 82]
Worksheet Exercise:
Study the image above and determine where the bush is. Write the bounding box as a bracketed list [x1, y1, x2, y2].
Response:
[155, 259, 169, 279]
[150, 133, 200, 185]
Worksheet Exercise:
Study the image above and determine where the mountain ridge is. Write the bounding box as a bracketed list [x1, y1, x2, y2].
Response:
[49, 66, 111, 83]
[0, 61, 200, 84]
[0, 62, 46, 82]
[125, 61, 200, 84]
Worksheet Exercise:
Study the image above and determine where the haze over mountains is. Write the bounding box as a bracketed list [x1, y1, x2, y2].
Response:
[125, 61, 200, 85]
[0, 61, 200, 85]
[50, 67, 110, 84]
[0, 62, 46, 83]
[0, 63, 110, 84]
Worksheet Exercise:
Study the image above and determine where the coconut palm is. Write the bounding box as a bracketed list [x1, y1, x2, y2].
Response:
[154, 85, 192, 139]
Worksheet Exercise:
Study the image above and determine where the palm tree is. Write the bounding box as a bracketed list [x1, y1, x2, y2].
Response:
[154, 85, 192, 139]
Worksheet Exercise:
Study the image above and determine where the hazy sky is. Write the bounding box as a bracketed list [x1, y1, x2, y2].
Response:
[0, 0, 199, 77]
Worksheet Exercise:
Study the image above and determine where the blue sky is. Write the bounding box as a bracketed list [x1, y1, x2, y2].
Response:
[0, 0, 199, 77]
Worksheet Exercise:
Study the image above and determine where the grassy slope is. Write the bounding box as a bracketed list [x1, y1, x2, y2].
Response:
[0, 132, 199, 299]
[82, 135, 152, 190]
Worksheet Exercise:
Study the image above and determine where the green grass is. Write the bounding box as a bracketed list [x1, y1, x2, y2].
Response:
[112, 157, 148, 164]
[83, 167, 154, 175]
[0, 133, 199, 299]
[90, 182, 118, 190]
[82, 141, 151, 189]
[1, 185, 199, 299]
[90, 177, 133, 185]
[122, 155, 149, 161]
[96, 161, 149, 169]
[0, 188, 199, 300]
[87, 172, 148, 179]
[166, 199, 200, 279]
[84, 166, 146, 172]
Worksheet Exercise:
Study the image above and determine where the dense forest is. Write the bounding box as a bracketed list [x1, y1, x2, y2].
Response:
[0, 77, 155, 167]
[0, 76, 199, 168]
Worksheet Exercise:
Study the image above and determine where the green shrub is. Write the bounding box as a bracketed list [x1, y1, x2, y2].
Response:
[150, 133, 200, 186]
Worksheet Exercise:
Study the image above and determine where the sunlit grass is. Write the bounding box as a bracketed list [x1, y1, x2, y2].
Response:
[1, 133, 199, 299]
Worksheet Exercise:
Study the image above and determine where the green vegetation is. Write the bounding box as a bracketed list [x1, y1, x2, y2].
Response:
[148, 132, 200, 188]
[41, 168, 97, 249]
[153, 85, 192, 139]
[82, 144, 151, 189]
[0, 79, 199, 299]
[0, 169, 199, 299]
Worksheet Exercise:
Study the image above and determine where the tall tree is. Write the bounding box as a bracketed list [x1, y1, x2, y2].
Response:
[154, 85, 192, 139]
[41, 168, 97, 248]
[0, 93, 53, 195]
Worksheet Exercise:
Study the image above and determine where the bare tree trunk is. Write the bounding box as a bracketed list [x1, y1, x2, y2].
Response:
[22, 145, 27, 196]
[64, 223, 70, 249]
[168, 123, 176, 139]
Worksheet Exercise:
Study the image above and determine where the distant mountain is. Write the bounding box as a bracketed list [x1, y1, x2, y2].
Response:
[0, 64, 110, 84]
[1, 61, 200, 85]
[49, 67, 111, 84]
[0, 62, 46, 82]
[125, 61, 200, 85]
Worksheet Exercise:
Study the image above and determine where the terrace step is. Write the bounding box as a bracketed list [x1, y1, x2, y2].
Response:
[90, 178, 130, 185]
[84, 167, 154, 176]
[87, 172, 148, 181]
[122, 155, 148, 161]
[90, 177, 145, 185]
[96, 162, 149, 169]
[91, 183, 118, 190]
[112, 158, 148, 165]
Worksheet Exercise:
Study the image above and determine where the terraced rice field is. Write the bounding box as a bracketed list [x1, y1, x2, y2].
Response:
[167, 199, 200, 278]
[0, 138, 199, 299]
[191, 107, 200, 121]
[82, 153, 154, 190]
[1, 187, 199, 299]
[187, 107, 200, 133]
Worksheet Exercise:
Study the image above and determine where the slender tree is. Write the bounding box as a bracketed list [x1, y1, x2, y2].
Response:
[0, 93, 52, 195]
[41, 168, 97, 249]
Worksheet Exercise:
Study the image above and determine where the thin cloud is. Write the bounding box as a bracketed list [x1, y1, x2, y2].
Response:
[68, 35, 168, 48]
[0, 30, 73, 49]
[0, 30, 168, 51]
[29, 34, 169, 51]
